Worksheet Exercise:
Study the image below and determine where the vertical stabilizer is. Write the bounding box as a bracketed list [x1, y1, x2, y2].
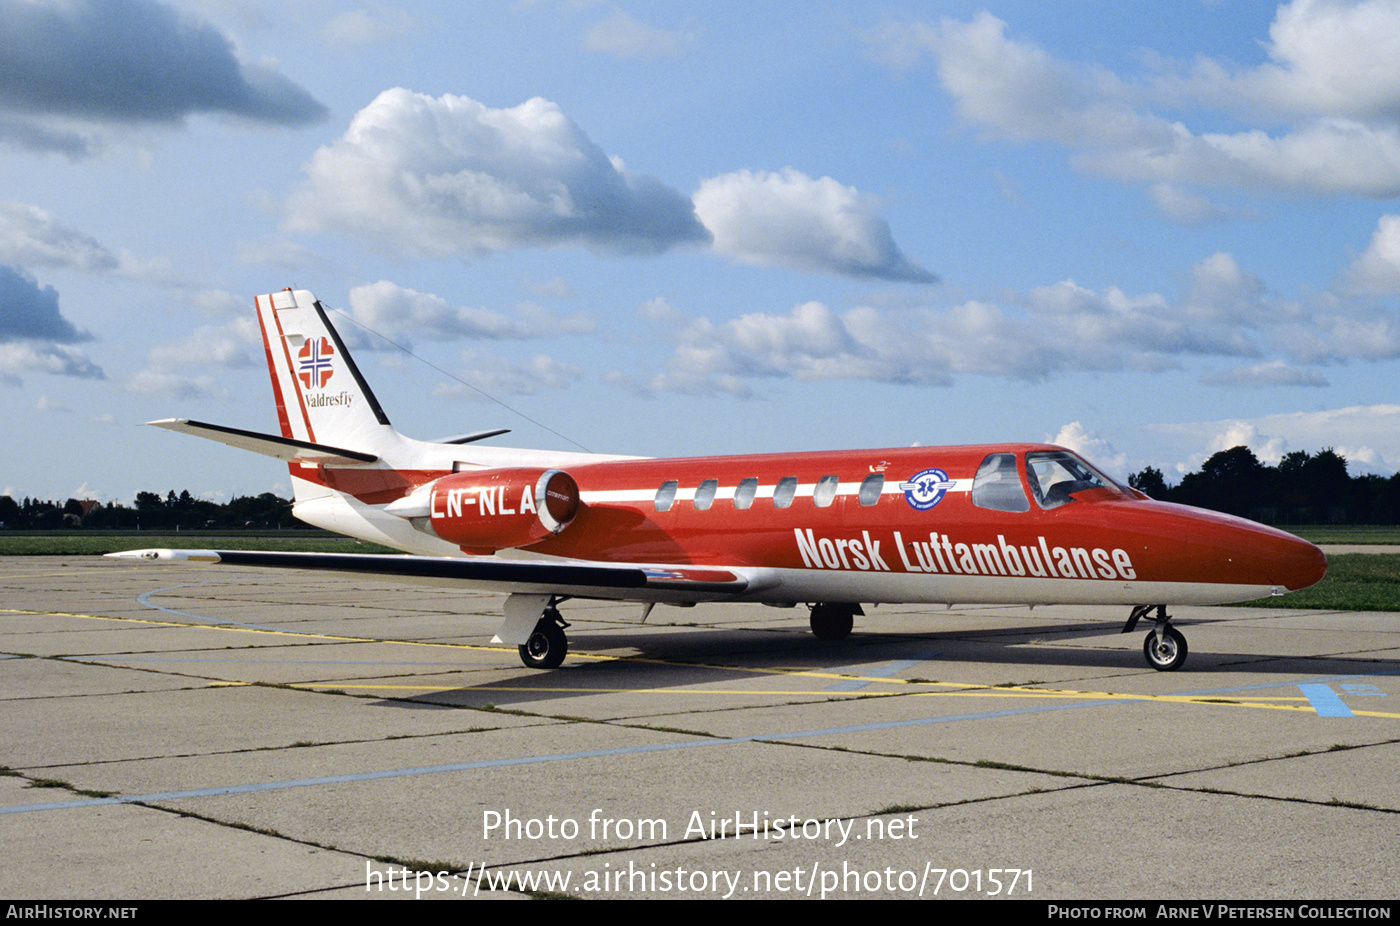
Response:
[256, 289, 393, 454]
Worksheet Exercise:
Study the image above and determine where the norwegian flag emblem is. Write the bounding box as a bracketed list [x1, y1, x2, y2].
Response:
[297, 337, 335, 389]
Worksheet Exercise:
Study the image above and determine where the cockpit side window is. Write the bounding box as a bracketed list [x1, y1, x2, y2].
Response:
[971, 452, 1030, 512]
[1024, 451, 1118, 509]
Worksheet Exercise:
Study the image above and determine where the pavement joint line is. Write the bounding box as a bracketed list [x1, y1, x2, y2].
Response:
[0, 698, 1127, 817]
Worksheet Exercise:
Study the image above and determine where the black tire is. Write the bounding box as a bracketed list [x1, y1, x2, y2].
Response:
[810, 603, 854, 641]
[519, 619, 568, 669]
[1143, 627, 1188, 671]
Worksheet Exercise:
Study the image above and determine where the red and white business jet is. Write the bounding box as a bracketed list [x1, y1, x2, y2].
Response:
[112, 289, 1326, 671]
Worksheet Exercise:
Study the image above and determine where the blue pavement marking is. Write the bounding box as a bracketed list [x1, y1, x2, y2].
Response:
[136, 584, 284, 633]
[1340, 684, 1386, 697]
[1172, 671, 1395, 699]
[825, 656, 938, 692]
[1297, 683, 1354, 718]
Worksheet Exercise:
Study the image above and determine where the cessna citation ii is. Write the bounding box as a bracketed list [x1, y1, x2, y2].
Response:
[112, 289, 1327, 672]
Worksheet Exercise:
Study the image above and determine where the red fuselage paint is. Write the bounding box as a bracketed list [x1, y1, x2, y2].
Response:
[289, 443, 1326, 604]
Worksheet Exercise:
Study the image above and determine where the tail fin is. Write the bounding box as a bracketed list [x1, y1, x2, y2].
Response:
[253, 290, 472, 554]
[151, 288, 606, 556]
[256, 289, 395, 455]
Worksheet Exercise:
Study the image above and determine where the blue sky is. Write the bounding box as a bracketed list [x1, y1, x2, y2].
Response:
[4, 0, 1400, 504]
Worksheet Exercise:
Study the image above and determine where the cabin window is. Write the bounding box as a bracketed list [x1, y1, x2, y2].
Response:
[655, 480, 678, 512]
[858, 473, 884, 506]
[971, 453, 1030, 512]
[813, 474, 840, 507]
[773, 476, 797, 508]
[694, 478, 718, 511]
[734, 477, 758, 510]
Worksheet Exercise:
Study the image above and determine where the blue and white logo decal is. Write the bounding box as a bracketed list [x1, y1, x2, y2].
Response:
[900, 468, 955, 511]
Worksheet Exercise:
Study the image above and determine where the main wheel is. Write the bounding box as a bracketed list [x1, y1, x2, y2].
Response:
[810, 603, 854, 641]
[1143, 627, 1187, 671]
[519, 618, 568, 669]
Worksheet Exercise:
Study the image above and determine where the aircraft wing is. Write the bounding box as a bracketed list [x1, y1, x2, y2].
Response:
[147, 419, 378, 466]
[105, 548, 777, 603]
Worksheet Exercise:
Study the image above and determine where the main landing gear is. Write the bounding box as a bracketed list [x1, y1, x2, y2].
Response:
[1123, 604, 1188, 671]
[809, 603, 863, 641]
[519, 601, 570, 670]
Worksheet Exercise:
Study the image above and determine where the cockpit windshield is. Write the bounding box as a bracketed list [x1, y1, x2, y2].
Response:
[1024, 451, 1124, 510]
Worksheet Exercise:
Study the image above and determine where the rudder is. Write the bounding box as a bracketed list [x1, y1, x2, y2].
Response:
[256, 289, 394, 453]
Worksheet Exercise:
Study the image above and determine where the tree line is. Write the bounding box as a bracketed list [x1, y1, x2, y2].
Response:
[0, 491, 298, 531]
[1128, 446, 1400, 525]
[4, 445, 1399, 530]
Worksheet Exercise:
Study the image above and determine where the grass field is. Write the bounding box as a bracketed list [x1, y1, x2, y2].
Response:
[1235, 552, 1400, 612]
[1290, 527, 1400, 544]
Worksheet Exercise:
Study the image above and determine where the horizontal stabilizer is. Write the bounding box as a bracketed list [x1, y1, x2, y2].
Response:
[431, 428, 511, 445]
[105, 549, 774, 602]
[146, 419, 378, 465]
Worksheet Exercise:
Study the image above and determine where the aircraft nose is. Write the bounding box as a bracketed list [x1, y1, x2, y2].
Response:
[1274, 533, 1327, 592]
[1217, 522, 1326, 592]
[1171, 506, 1327, 594]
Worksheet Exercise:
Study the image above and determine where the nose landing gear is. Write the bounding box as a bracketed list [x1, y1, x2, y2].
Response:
[1124, 604, 1188, 671]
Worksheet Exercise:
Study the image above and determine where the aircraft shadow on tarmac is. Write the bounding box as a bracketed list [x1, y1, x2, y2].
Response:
[369, 616, 1395, 710]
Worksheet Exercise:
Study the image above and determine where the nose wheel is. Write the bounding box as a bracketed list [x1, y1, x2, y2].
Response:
[1143, 626, 1188, 671]
[1124, 604, 1189, 672]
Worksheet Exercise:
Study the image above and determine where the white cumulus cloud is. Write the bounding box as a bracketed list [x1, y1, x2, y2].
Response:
[1342, 213, 1400, 294]
[0, 342, 102, 385]
[0, 202, 117, 270]
[1048, 422, 1128, 481]
[286, 89, 709, 258]
[1149, 405, 1400, 476]
[1200, 360, 1329, 388]
[344, 280, 594, 347]
[693, 168, 936, 282]
[432, 350, 581, 398]
[624, 242, 1400, 395]
[871, 2, 1400, 199]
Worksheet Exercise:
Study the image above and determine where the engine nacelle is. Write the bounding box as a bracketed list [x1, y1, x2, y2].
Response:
[428, 468, 580, 554]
